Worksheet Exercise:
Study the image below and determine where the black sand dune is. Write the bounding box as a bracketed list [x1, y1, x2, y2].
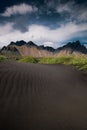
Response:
[0, 62, 87, 130]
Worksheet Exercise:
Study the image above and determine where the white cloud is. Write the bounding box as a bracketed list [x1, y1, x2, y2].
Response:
[43, 42, 54, 47]
[28, 23, 87, 42]
[83, 43, 87, 48]
[0, 23, 14, 35]
[0, 22, 87, 47]
[1, 3, 38, 17]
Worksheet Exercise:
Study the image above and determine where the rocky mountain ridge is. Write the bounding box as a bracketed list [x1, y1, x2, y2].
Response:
[0, 40, 87, 58]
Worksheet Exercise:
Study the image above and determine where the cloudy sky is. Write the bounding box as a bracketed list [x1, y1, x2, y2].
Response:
[0, 0, 87, 48]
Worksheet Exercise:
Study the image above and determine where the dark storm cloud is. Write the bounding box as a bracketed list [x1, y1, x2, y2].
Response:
[0, 0, 87, 25]
[0, 0, 87, 47]
[45, 0, 87, 22]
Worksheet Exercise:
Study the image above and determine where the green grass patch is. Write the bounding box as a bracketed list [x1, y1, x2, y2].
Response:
[39, 56, 87, 71]
[18, 56, 87, 71]
[38, 57, 73, 64]
[69, 57, 87, 70]
[0, 55, 7, 62]
[18, 57, 38, 63]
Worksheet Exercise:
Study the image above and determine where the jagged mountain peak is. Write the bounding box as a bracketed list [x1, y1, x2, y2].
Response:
[0, 40, 87, 58]
[27, 41, 38, 47]
[10, 40, 26, 46]
[67, 40, 80, 45]
[10, 40, 38, 47]
[39, 45, 55, 52]
[57, 41, 87, 54]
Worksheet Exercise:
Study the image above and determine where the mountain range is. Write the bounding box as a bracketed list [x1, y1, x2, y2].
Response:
[0, 40, 87, 58]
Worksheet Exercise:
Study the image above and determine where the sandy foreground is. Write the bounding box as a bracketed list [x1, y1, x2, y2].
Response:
[0, 61, 87, 130]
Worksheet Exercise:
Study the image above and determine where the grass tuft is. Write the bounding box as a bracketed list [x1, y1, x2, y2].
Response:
[38, 56, 87, 71]
[0, 55, 7, 62]
[18, 57, 38, 63]
[18, 56, 87, 71]
[0, 54, 86, 71]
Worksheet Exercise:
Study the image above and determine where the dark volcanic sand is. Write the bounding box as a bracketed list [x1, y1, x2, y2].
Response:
[0, 62, 87, 130]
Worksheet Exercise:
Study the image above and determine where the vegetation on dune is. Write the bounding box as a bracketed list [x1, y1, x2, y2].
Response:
[0, 55, 7, 62]
[18, 56, 87, 71]
[38, 57, 72, 64]
[68, 57, 87, 70]
[39, 56, 87, 70]
[0, 54, 87, 71]
[18, 56, 38, 63]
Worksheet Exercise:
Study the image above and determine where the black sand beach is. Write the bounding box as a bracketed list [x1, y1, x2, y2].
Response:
[0, 62, 87, 130]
